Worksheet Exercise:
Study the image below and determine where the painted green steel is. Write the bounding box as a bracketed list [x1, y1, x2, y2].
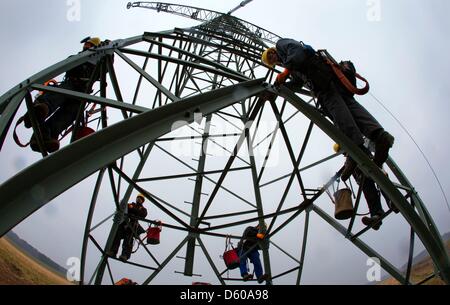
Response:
[278, 86, 450, 284]
[313, 205, 409, 284]
[0, 79, 266, 238]
[0, 1, 448, 286]
[184, 114, 212, 276]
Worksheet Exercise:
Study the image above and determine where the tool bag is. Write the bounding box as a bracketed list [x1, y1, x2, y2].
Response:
[222, 236, 240, 270]
[146, 221, 162, 245]
[318, 49, 370, 96]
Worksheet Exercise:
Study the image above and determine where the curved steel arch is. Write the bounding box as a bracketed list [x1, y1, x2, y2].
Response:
[277, 87, 450, 283]
[0, 2, 448, 285]
[0, 78, 266, 236]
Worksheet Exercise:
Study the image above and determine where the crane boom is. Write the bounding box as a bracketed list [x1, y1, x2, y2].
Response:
[228, 0, 254, 15]
[127, 1, 280, 45]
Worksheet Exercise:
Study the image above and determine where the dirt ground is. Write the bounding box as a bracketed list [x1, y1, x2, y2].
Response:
[0, 238, 72, 285]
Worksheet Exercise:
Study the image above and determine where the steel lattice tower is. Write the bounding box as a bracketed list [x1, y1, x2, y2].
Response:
[0, 2, 449, 285]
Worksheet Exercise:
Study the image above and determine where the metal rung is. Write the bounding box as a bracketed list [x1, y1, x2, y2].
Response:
[184, 201, 193, 205]
[392, 182, 414, 193]
[416, 272, 439, 285]
[351, 210, 393, 241]
[176, 256, 186, 260]
[175, 271, 202, 277]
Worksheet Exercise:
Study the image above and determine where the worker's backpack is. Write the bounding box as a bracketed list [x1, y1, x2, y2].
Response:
[317, 49, 370, 96]
[339, 61, 357, 87]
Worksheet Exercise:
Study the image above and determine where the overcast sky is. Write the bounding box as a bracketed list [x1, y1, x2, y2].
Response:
[1, 0, 450, 285]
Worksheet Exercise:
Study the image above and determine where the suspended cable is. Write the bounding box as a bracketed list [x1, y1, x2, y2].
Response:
[369, 92, 450, 215]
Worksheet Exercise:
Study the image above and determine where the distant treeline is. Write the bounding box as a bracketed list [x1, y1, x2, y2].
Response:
[6, 231, 67, 276]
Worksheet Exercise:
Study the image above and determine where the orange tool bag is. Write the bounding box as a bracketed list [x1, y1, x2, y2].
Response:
[222, 236, 240, 270]
[146, 221, 162, 245]
[318, 49, 370, 96]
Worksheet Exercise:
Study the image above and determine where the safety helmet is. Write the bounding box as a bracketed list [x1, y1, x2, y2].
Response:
[136, 193, 145, 202]
[80, 36, 101, 47]
[261, 47, 276, 67]
[333, 143, 341, 153]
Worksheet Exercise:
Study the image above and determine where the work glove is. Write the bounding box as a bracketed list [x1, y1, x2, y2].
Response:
[274, 69, 290, 87]
[99, 39, 112, 47]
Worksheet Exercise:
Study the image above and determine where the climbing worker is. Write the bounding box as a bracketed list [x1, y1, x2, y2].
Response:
[21, 37, 107, 153]
[261, 39, 395, 181]
[237, 223, 270, 284]
[110, 194, 148, 261]
[333, 143, 388, 230]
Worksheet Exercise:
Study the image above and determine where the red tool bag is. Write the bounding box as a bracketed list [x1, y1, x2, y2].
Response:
[146, 221, 162, 245]
[222, 236, 240, 270]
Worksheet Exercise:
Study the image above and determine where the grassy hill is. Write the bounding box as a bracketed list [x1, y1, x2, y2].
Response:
[0, 237, 71, 285]
[1, 230, 448, 285]
[380, 238, 450, 285]
[5, 231, 68, 277]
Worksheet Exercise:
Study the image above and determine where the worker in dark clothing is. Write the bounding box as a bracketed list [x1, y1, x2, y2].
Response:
[237, 223, 269, 284]
[110, 194, 148, 261]
[353, 169, 385, 230]
[23, 37, 104, 153]
[334, 143, 386, 229]
[261, 39, 395, 183]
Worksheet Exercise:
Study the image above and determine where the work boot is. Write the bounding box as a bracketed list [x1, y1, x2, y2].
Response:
[362, 214, 383, 231]
[341, 156, 357, 182]
[105, 250, 116, 258]
[257, 274, 269, 284]
[24, 103, 49, 128]
[242, 274, 253, 282]
[373, 131, 395, 167]
[119, 254, 129, 262]
[30, 133, 60, 153]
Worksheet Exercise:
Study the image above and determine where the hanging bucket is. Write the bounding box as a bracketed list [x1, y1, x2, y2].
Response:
[334, 188, 354, 220]
[146, 221, 162, 245]
[74, 126, 95, 141]
[222, 236, 240, 270]
[223, 248, 240, 270]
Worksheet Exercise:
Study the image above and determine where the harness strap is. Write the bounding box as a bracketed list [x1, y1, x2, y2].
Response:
[325, 58, 370, 95]
[13, 116, 30, 148]
[317, 49, 370, 95]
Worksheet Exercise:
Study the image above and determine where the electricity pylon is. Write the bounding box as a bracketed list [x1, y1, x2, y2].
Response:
[0, 2, 448, 285]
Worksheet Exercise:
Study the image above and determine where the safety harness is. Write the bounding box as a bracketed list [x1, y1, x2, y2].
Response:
[13, 80, 98, 148]
[317, 49, 370, 96]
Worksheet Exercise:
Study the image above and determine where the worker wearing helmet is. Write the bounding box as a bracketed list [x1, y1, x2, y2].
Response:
[237, 223, 270, 284]
[21, 36, 107, 153]
[110, 194, 148, 261]
[262, 39, 394, 184]
[81, 37, 102, 50]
